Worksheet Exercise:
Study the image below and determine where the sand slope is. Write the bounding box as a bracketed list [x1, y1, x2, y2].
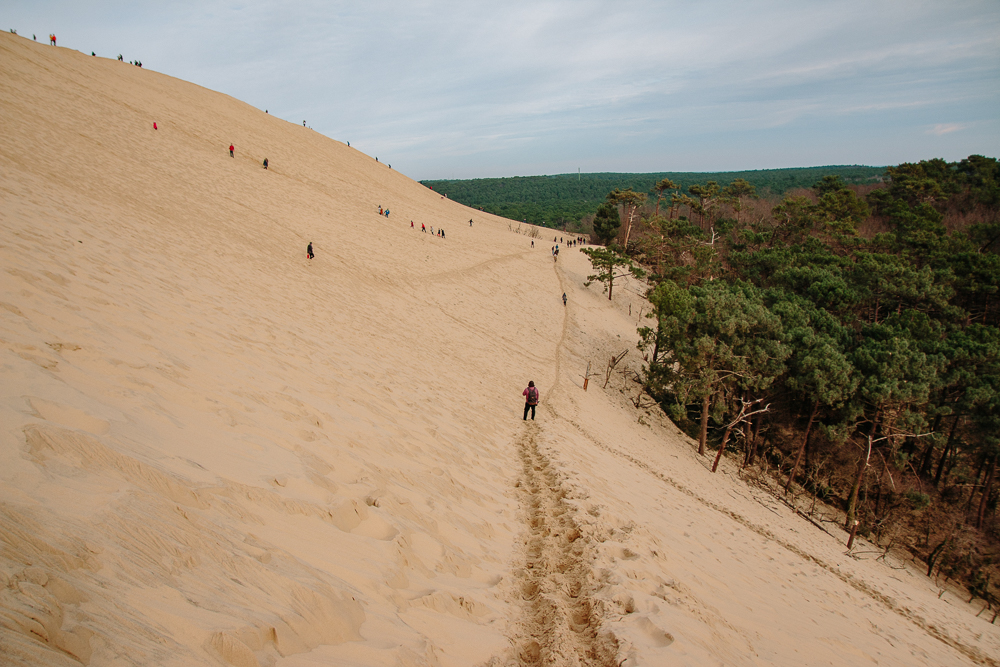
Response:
[1, 32, 998, 666]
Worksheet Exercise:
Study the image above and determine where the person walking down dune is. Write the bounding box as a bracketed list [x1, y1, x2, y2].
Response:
[523, 381, 539, 421]
[563, 293, 567, 306]
[263, 158, 268, 170]
[306, 242, 314, 260]
[229, 144, 234, 158]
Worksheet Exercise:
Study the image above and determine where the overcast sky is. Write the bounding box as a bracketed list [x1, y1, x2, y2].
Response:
[6, 1, 999, 179]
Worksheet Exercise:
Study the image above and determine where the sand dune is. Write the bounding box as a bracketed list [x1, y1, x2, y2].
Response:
[1, 32, 997, 666]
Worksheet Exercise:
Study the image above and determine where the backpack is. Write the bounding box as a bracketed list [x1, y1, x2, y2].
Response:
[527, 387, 538, 405]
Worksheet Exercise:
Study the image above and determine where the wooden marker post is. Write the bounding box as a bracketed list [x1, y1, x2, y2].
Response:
[847, 520, 860, 550]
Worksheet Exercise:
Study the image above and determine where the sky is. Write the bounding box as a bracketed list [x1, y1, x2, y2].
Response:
[5, 0, 1000, 180]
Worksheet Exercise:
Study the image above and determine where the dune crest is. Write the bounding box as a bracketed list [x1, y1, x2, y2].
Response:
[1, 32, 997, 666]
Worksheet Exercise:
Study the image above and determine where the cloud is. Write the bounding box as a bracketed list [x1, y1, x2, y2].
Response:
[929, 123, 971, 136]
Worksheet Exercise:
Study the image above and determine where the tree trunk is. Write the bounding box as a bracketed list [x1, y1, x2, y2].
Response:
[785, 400, 820, 494]
[743, 411, 764, 468]
[846, 418, 878, 530]
[966, 454, 988, 513]
[934, 415, 961, 487]
[919, 414, 942, 477]
[976, 455, 997, 530]
[622, 207, 637, 250]
[845, 454, 867, 530]
[712, 424, 733, 473]
[927, 537, 950, 577]
[698, 394, 710, 456]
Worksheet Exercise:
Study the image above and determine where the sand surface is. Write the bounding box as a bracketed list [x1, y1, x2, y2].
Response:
[1, 32, 998, 666]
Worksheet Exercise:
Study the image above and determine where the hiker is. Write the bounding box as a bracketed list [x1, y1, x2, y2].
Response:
[118, 54, 123, 61]
[469, 219, 473, 226]
[441, 229, 445, 239]
[531, 240, 534, 248]
[385, 209, 389, 218]
[263, 158, 268, 169]
[303, 121, 306, 127]
[421, 223, 426, 232]
[522, 381, 539, 420]
[50, 34, 56, 46]
[229, 144, 234, 158]
[411, 220, 414, 228]
[153, 122, 157, 130]
[306, 242, 314, 259]
[563, 293, 567, 306]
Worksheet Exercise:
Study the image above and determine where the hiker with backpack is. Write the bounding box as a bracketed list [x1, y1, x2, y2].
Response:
[522, 381, 539, 420]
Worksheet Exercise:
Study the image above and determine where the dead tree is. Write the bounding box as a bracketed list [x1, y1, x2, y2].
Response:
[604, 349, 629, 388]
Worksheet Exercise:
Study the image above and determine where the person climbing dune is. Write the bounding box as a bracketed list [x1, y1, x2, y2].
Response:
[522, 381, 539, 421]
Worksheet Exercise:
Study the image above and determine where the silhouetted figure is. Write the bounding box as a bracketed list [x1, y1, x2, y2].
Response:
[263, 158, 268, 169]
[307, 242, 314, 259]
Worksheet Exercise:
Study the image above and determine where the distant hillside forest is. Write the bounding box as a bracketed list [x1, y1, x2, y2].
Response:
[587, 155, 1000, 605]
[421, 166, 885, 229]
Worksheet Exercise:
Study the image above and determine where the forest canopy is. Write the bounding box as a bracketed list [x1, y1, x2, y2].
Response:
[620, 155, 1000, 607]
[421, 166, 885, 229]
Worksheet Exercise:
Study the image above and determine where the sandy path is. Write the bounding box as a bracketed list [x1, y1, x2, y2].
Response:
[502, 258, 618, 666]
[508, 423, 617, 667]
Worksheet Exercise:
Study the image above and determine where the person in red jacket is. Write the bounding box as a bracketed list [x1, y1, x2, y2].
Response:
[522, 381, 539, 420]
[229, 144, 234, 158]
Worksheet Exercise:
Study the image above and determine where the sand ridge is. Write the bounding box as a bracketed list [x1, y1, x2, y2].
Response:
[2, 32, 998, 666]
